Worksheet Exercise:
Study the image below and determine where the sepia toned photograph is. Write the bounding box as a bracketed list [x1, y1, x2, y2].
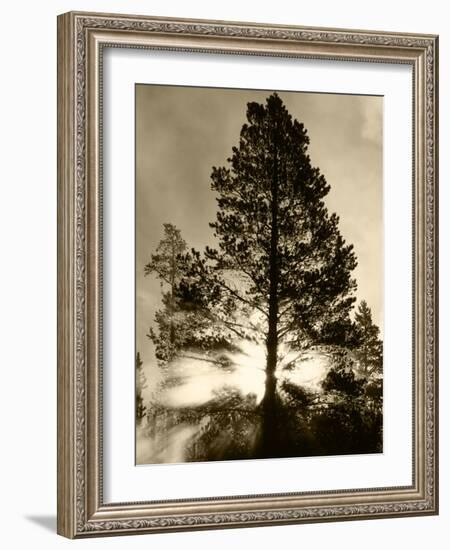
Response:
[57, 13, 438, 537]
[135, 84, 383, 465]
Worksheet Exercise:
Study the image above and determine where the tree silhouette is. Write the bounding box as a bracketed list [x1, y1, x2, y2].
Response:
[145, 223, 188, 365]
[145, 224, 241, 375]
[354, 300, 383, 378]
[180, 93, 358, 455]
[136, 352, 147, 421]
[315, 348, 382, 454]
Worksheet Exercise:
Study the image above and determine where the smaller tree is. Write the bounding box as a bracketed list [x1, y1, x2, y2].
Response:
[136, 352, 147, 421]
[312, 349, 382, 454]
[144, 223, 187, 287]
[146, 224, 240, 381]
[322, 350, 365, 397]
[145, 223, 188, 365]
[354, 300, 383, 378]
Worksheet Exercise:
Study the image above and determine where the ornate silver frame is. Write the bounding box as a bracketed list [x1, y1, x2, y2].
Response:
[57, 11, 439, 538]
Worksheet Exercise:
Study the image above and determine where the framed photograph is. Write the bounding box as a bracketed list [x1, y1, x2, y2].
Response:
[57, 11, 439, 538]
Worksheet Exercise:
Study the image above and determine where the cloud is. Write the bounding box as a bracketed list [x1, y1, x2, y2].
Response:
[360, 96, 383, 146]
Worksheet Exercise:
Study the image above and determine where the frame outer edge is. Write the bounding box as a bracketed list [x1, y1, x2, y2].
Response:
[435, 35, 439, 515]
[431, 35, 439, 515]
[57, 12, 77, 539]
[56, 10, 439, 538]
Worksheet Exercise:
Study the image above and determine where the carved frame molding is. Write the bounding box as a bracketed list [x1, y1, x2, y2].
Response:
[57, 11, 438, 538]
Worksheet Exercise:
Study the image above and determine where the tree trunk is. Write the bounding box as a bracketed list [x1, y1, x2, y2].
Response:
[261, 329, 278, 456]
[260, 140, 280, 457]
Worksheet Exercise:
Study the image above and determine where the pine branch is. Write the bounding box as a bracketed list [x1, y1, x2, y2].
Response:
[212, 276, 269, 318]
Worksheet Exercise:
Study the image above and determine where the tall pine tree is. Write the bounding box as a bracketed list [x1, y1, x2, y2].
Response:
[179, 93, 358, 455]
